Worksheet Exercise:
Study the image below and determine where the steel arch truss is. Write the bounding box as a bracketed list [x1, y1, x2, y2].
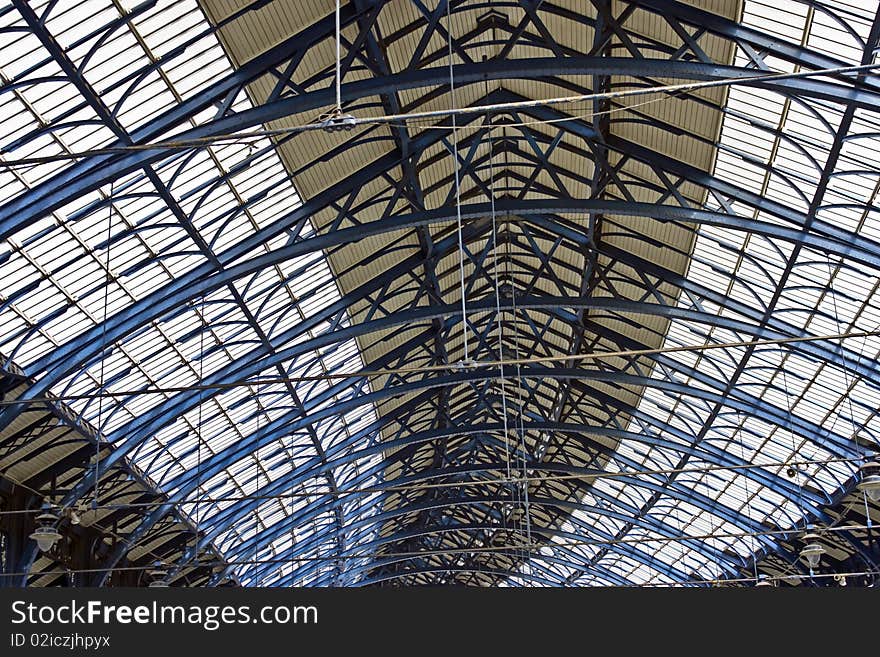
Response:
[1, 0, 880, 587]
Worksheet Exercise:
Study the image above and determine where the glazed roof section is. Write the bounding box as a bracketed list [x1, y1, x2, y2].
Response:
[504, 0, 880, 586]
[1, 0, 879, 588]
[0, 0, 381, 586]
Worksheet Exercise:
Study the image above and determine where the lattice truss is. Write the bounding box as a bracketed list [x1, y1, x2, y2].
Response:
[1, 0, 879, 587]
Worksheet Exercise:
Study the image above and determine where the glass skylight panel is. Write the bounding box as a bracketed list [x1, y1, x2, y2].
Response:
[0, 0, 390, 585]
[7, 0, 880, 588]
[498, 0, 880, 586]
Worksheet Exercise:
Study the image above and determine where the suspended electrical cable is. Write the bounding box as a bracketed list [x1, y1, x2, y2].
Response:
[486, 89, 512, 482]
[93, 180, 114, 511]
[445, 0, 470, 365]
[334, 0, 342, 114]
[823, 253, 879, 550]
[824, 253, 872, 460]
[2, 62, 877, 168]
[12, 525, 880, 580]
[194, 293, 207, 573]
[1, 329, 875, 407]
[2, 454, 863, 516]
[735, 415, 760, 583]
[251, 408, 261, 586]
[497, 130, 534, 575]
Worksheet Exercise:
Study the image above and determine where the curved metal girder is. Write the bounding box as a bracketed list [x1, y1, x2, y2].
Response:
[284, 522, 635, 588]
[238, 454, 787, 575]
[199, 418, 819, 542]
[8, 96, 870, 452]
[51, 280, 860, 581]
[257, 526, 668, 588]
[3, 3, 873, 588]
[250, 465, 757, 587]
[12, 109, 880, 412]
[5, 51, 877, 238]
[338, 493, 701, 583]
[144, 384, 827, 583]
[111, 312, 850, 506]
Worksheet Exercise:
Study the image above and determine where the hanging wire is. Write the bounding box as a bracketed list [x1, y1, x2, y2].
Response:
[334, 0, 342, 113]
[673, 506, 689, 585]
[3, 328, 874, 407]
[779, 342, 808, 533]
[484, 71, 512, 482]
[0, 453, 865, 518]
[445, 0, 470, 363]
[823, 253, 877, 550]
[499, 127, 534, 579]
[93, 179, 114, 510]
[736, 413, 760, 583]
[824, 253, 870, 464]
[194, 292, 207, 573]
[3, 62, 879, 169]
[251, 405, 261, 586]
[777, 344, 821, 581]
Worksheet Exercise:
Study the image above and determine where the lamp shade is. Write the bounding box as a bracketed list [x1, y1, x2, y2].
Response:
[799, 533, 826, 568]
[857, 462, 880, 503]
[29, 512, 61, 553]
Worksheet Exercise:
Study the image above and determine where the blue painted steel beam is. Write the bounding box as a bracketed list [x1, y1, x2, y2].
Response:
[5, 54, 878, 237]
[261, 523, 644, 587]
[265, 462, 754, 586]
[64, 236, 876, 496]
[203, 401, 808, 575]
[19, 133, 880, 401]
[271, 492, 699, 586]
[6, 0, 880, 584]
[10, 105, 878, 452]
[281, 521, 639, 587]
[146, 299, 855, 499]
[151, 371, 813, 579]
[57, 284, 854, 574]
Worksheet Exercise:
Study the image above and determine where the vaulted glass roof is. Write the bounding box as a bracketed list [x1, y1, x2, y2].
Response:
[0, 0, 383, 586]
[1, 0, 879, 587]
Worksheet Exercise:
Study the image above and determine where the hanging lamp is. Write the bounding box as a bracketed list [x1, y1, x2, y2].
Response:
[799, 532, 826, 568]
[856, 461, 880, 503]
[29, 510, 62, 553]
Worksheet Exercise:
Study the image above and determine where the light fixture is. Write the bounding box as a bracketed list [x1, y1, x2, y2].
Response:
[799, 532, 826, 569]
[29, 511, 62, 553]
[319, 109, 356, 132]
[146, 561, 169, 588]
[856, 461, 880, 503]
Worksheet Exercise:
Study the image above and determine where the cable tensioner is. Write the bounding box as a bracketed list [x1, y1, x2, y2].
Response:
[319, 108, 357, 133]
